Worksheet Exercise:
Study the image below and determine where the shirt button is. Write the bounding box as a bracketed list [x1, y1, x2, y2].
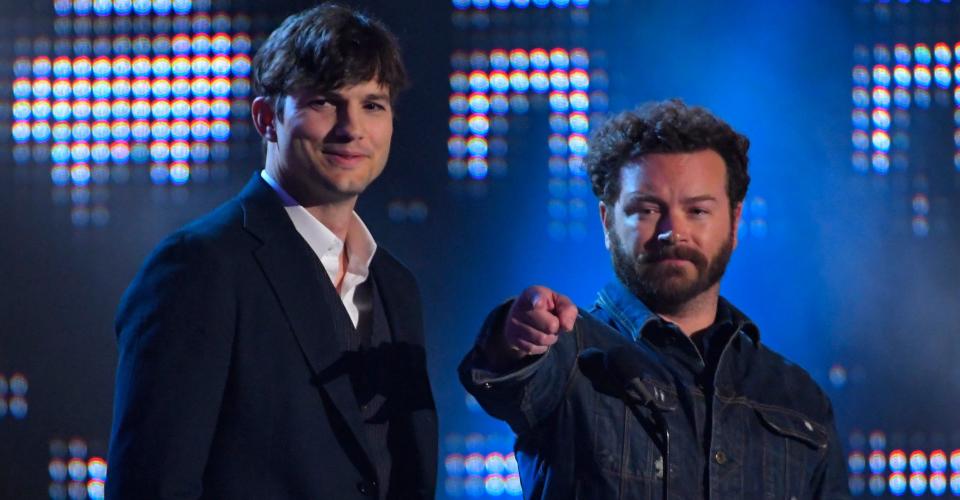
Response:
[714, 450, 728, 465]
[482, 382, 493, 389]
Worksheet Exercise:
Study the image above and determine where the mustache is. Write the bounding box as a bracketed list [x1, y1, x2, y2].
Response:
[641, 245, 708, 267]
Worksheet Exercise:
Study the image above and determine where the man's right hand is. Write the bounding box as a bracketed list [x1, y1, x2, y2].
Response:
[483, 285, 578, 370]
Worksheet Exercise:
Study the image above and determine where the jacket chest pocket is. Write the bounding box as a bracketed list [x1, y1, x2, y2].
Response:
[756, 406, 828, 500]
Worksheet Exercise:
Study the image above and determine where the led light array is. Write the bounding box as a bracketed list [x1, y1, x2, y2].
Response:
[864, 0, 953, 4]
[444, 433, 521, 498]
[48, 438, 107, 500]
[0, 373, 29, 420]
[447, 47, 608, 240]
[11, 39, 252, 186]
[737, 196, 768, 240]
[851, 41, 958, 237]
[452, 0, 589, 9]
[847, 449, 960, 496]
[386, 198, 429, 223]
[54, 0, 196, 17]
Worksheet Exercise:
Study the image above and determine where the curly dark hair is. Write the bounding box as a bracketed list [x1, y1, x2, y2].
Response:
[586, 99, 750, 212]
[252, 3, 408, 116]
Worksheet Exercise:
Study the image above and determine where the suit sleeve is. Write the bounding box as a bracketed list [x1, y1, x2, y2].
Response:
[106, 233, 236, 499]
[457, 301, 581, 436]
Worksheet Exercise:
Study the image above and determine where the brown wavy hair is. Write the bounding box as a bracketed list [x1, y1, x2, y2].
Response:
[252, 3, 408, 116]
[587, 99, 750, 212]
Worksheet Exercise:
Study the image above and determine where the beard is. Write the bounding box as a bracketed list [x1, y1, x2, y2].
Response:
[609, 229, 735, 315]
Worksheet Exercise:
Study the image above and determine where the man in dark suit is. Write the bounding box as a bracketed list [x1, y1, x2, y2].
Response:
[106, 5, 437, 499]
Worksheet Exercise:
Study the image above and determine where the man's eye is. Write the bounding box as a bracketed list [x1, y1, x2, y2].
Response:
[690, 208, 709, 216]
[309, 99, 332, 108]
[365, 102, 387, 111]
[636, 207, 659, 217]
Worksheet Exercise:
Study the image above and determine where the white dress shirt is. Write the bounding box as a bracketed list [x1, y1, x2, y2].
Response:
[261, 170, 377, 328]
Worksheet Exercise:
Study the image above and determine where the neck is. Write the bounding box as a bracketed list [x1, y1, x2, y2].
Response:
[654, 285, 720, 336]
[302, 203, 355, 242]
[266, 159, 357, 242]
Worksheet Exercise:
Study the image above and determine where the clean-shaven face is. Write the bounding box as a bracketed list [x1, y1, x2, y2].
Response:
[272, 79, 393, 203]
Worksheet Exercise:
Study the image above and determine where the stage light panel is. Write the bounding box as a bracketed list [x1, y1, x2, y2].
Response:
[848, 474, 866, 495]
[888, 472, 907, 495]
[870, 451, 887, 474]
[529, 49, 549, 70]
[468, 71, 490, 93]
[914, 66, 932, 87]
[909, 472, 927, 495]
[873, 65, 891, 85]
[509, 49, 529, 70]
[909, 451, 928, 472]
[866, 474, 885, 495]
[448, 137, 467, 158]
[913, 87, 931, 108]
[470, 50, 490, 71]
[852, 87, 870, 107]
[468, 93, 491, 114]
[450, 72, 469, 93]
[872, 86, 891, 106]
[467, 157, 488, 179]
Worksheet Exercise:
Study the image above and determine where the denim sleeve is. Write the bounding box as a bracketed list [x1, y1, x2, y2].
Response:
[811, 400, 852, 499]
[457, 301, 582, 435]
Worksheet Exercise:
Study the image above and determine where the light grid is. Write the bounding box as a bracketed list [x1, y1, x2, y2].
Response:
[9, 1, 255, 226]
[48, 437, 107, 500]
[443, 432, 521, 498]
[447, 47, 608, 240]
[847, 448, 960, 496]
[54, 0, 196, 17]
[0, 372, 29, 420]
[451, 0, 589, 9]
[738, 195, 769, 241]
[862, 0, 953, 3]
[850, 41, 959, 238]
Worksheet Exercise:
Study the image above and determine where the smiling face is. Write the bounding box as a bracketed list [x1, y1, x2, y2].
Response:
[255, 79, 394, 206]
[600, 150, 742, 314]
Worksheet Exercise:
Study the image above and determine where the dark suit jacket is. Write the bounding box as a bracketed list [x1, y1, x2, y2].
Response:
[106, 174, 438, 499]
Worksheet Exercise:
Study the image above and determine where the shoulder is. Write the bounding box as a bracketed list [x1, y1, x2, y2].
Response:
[122, 197, 250, 302]
[146, 196, 252, 265]
[177, 197, 248, 249]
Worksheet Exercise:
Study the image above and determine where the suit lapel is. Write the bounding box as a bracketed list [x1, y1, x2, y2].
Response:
[238, 174, 376, 473]
[369, 251, 415, 344]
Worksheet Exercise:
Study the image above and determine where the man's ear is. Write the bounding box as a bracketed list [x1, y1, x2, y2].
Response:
[251, 96, 278, 142]
[731, 202, 743, 250]
[599, 201, 612, 250]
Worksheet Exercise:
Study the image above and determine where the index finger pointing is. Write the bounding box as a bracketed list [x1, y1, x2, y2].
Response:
[553, 293, 578, 332]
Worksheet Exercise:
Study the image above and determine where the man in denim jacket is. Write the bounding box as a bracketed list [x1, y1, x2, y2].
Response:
[459, 100, 849, 499]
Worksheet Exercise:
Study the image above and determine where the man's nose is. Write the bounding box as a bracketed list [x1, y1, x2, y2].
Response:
[656, 212, 687, 245]
[333, 105, 362, 139]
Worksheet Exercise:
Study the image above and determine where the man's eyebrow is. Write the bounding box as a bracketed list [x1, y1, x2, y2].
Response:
[682, 195, 719, 204]
[622, 193, 666, 205]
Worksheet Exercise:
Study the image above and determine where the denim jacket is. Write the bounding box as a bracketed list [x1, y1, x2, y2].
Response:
[459, 282, 849, 499]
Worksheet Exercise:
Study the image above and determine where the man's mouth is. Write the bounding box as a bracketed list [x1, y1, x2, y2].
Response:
[324, 150, 368, 165]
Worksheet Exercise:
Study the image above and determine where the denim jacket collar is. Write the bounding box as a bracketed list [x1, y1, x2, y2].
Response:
[594, 280, 761, 346]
